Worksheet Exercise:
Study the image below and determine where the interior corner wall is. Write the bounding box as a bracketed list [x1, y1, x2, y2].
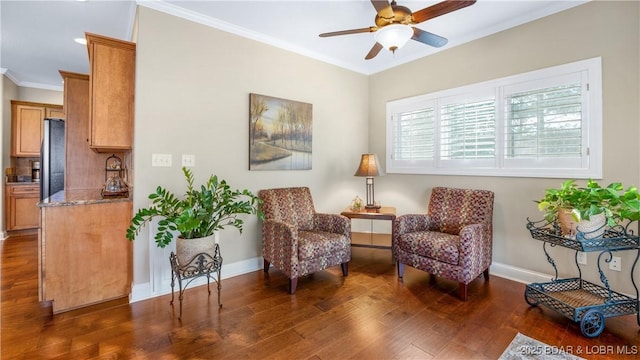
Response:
[132, 7, 369, 287]
[2, 75, 18, 237]
[369, 1, 639, 295]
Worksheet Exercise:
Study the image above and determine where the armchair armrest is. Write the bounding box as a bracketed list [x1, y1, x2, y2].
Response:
[458, 223, 492, 271]
[393, 214, 432, 236]
[313, 213, 350, 237]
[262, 219, 299, 260]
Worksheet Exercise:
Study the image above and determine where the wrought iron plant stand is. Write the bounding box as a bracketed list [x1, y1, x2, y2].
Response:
[524, 219, 640, 337]
[170, 243, 223, 319]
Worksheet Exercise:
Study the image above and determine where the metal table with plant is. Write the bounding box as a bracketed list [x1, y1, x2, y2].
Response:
[169, 245, 223, 319]
[525, 179, 640, 338]
[126, 167, 263, 319]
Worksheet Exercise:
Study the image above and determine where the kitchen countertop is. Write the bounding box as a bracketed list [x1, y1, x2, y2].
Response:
[6, 180, 40, 185]
[38, 188, 132, 208]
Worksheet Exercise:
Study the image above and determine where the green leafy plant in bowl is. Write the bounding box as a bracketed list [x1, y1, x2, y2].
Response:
[126, 167, 263, 248]
[537, 179, 640, 236]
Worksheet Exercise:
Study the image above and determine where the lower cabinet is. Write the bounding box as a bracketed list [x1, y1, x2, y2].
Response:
[39, 200, 132, 313]
[5, 183, 40, 231]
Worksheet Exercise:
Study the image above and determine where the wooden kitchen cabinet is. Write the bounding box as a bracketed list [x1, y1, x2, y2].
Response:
[86, 33, 135, 152]
[11, 100, 64, 157]
[46, 107, 65, 119]
[5, 183, 40, 231]
[60, 70, 126, 190]
[39, 198, 132, 313]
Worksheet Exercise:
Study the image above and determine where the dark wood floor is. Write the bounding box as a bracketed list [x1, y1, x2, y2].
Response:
[1, 234, 638, 359]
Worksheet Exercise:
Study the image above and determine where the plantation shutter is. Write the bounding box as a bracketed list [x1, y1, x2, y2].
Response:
[439, 95, 496, 161]
[385, 57, 599, 177]
[504, 77, 583, 160]
[390, 107, 435, 161]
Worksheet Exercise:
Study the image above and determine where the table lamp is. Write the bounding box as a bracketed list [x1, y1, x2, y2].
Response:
[354, 153, 384, 210]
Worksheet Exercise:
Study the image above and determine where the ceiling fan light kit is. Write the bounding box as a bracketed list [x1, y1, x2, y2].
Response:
[374, 24, 413, 52]
[319, 0, 476, 59]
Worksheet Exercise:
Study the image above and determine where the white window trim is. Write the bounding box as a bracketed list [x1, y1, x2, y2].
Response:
[385, 57, 602, 179]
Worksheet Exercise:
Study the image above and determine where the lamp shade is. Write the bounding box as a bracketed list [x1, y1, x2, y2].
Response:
[354, 154, 384, 177]
[374, 24, 413, 51]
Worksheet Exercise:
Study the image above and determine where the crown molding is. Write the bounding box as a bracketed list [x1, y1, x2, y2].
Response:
[135, 0, 366, 75]
[1, 68, 63, 91]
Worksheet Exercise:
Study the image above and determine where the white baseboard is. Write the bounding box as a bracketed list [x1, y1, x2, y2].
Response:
[130, 256, 263, 303]
[130, 257, 554, 303]
[129, 258, 632, 303]
[490, 261, 555, 284]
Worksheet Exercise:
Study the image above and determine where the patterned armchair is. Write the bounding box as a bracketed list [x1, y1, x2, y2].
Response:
[258, 187, 351, 294]
[393, 187, 494, 300]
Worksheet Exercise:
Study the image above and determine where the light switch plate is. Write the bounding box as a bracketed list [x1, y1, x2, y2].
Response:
[151, 153, 172, 167]
[182, 154, 195, 167]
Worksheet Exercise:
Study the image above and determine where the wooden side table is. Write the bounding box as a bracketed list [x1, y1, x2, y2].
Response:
[341, 207, 396, 249]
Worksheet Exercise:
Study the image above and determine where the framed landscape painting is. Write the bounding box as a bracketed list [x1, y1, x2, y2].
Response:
[249, 93, 312, 170]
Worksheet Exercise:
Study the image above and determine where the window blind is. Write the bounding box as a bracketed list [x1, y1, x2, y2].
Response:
[440, 97, 496, 160]
[505, 83, 582, 159]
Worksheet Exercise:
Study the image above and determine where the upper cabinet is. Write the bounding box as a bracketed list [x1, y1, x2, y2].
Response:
[46, 107, 65, 119]
[11, 100, 64, 157]
[86, 33, 135, 153]
[59, 70, 126, 191]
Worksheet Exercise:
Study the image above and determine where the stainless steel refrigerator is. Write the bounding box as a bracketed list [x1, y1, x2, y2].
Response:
[40, 118, 65, 201]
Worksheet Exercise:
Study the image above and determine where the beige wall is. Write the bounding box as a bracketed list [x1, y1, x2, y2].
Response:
[2, 76, 18, 183]
[370, 1, 639, 294]
[1, 75, 19, 237]
[132, 7, 370, 286]
[15, 86, 62, 105]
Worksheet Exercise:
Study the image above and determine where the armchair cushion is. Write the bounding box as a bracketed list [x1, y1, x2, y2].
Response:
[397, 231, 460, 265]
[298, 230, 350, 260]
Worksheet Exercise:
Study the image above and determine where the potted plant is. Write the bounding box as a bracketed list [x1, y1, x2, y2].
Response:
[536, 179, 640, 238]
[536, 179, 580, 226]
[126, 167, 263, 265]
[616, 186, 640, 222]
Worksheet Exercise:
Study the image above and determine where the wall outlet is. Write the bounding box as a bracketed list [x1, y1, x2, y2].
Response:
[609, 256, 621, 272]
[576, 251, 587, 265]
[182, 154, 195, 167]
[151, 153, 172, 167]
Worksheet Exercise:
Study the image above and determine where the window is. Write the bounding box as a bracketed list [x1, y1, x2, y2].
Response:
[386, 57, 602, 178]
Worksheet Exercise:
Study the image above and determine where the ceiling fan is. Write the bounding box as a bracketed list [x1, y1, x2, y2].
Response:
[319, 0, 476, 60]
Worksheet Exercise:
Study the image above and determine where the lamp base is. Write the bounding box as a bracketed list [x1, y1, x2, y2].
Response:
[365, 204, 381, 212]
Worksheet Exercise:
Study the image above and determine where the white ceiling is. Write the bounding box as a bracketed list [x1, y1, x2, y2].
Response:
[1, 0, 589, 91]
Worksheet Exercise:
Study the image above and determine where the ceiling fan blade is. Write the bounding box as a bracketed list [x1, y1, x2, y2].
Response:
[365, 42, 384, 60]
[412, 0, 476, 24]
[371, 0, 389, 12]
[319, 27, 376, 37]
[412, 27, 448, 48]
[371, 0, 394, 18]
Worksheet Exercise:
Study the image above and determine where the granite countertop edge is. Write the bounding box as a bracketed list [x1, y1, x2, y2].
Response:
[38, 189, 132, 208]
[6, 181, 40, 185]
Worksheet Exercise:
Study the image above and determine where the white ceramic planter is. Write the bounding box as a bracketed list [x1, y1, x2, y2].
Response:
[176, 233, 217, 267]
[576, 212, 606, 239]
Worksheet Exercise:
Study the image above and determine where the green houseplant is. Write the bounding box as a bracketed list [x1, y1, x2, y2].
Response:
[126, 167, 263, 249]
[536, 179, 640, 236]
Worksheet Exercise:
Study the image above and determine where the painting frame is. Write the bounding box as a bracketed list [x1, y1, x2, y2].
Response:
[249, 93, 313, 171]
